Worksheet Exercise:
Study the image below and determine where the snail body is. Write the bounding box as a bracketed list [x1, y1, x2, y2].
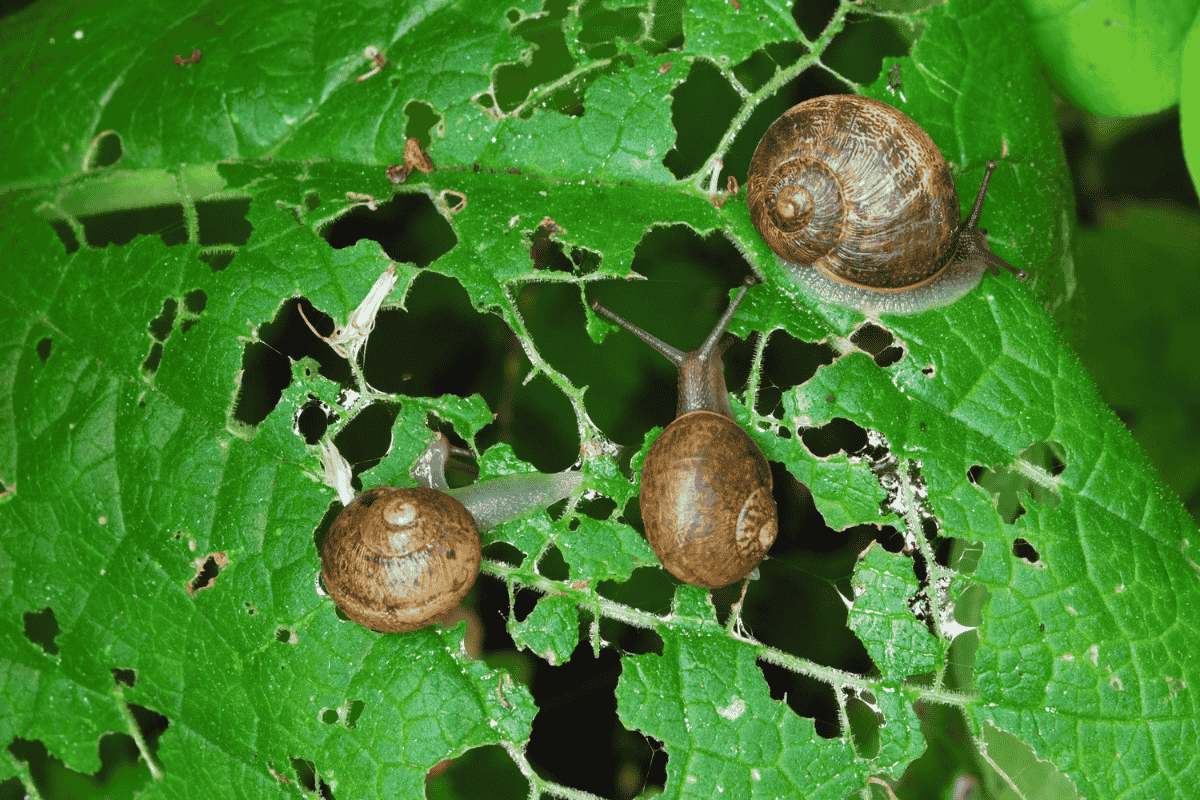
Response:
[321, 436, 583, 632]
[592, 279, 777, 588]
[747, 94, 1027, 314]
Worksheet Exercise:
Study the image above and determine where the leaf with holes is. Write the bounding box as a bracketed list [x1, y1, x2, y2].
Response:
[1, 0, 1197, 798]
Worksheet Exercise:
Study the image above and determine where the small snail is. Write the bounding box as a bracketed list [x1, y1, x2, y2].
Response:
[747, 94, 1028, 314]
[592, 278, 777, 588]
[321, 435, 584, 632]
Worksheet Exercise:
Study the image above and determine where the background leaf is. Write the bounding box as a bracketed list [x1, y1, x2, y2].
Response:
[1, 0, 1196, 799]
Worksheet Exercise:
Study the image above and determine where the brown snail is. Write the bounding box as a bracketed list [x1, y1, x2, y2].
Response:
[747, 94, 1028, 314]
[591, 278, 777, 588]
[321, 435, 584, 632]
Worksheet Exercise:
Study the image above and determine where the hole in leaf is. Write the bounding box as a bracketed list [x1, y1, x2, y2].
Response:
[538, 545, 569, 581]
[231, 298, 353, 427]
[49, 219, 80, 253]
[344, 699, 364, 729]
[425, 744, 530, 800]
[528, 224, 598, 273]
[275, 626, 297, 644]
[596, 566, 673, 617]
[577, 1, 644, 59]
[82, 205, 188, 248]
[403, 100, 440, 147]
[111, 667, 137, 687]
[732, 41, 809, 94]
[512, 587, 540, 623]
[802, 417, 869, 457]
[493, 0, 576, 114]
[36, 337, 52, 364]
[288, 757, 333, 798]
[244, 601, 257, 616]
[187, 552, 228, 596]
[663, 59, 740, 179]
[849, 323, 889, 351]
[793, 0, 839, 39]
[612, 727, 667, 799]
[1012, 538, 1041, 564]
[483, 540, 526, 568]
[646, 0, 683, 50]
[525, 642, 630, 796]
[23, 607, 60, 656]
[6, 730, 156, 799]
[296, 402, 330, 445]
[319, 707, 338, 724]
[757, 332, 837, 418]
[183, 289, 207, 315]
[332, 401, 397, 482]
[823, 13, 913, 86]
[364, 273, 510, 396]
[757, 661, 841, 738]
[84, 130, 123, 170]
[321, 192, 456, 266]
[199, 250, 234, 272]
[141, 342, 164, 376]
[598, 616, 664, 657]
[148, 298, 177, 342]
[845, 689, 881, 759]
[577, 495, 616, 522]
[968, 441, 1065, 523]
[195, 198, 253, 246]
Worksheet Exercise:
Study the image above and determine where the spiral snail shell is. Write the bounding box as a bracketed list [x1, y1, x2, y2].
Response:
[747, 94, 1027, 314]
[321, 435, 584, 632]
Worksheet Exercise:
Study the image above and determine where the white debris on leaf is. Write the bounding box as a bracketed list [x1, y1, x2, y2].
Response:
[716, 696, 746, 721]
[319, 440, 356, 506]
[300, 264, 398, 362]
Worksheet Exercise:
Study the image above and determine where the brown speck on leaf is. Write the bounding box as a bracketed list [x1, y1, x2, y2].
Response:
[570, 580, 589, 590]
[404, 137, 434, 173]
[1001, 137, 1009, 158]
[659, 62, 672, 74]
[506, 168, 522, 175]
[730, 0, 740, 9]
[385, 164, 407, 184]
[174, 49, 201, 66]
[346, 191, 378, 210]
[497, 676, 512, 709]
[355, 45, 386, 82]
[540, 216, 565, 236]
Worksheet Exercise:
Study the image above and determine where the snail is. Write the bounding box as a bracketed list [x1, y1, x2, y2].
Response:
[321, 435, 584, 632]
[591, 278, 777, 588]
[747, 94, 1028, 314]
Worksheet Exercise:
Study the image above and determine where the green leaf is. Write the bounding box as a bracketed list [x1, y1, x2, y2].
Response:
[1018, 0, 1200, 115]
[1, 0, 1196, 798]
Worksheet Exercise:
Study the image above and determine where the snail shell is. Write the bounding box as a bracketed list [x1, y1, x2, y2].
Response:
[747, 94, 1027, 313]
[321, 486, 480, 633]
[641, 410, 776, 588]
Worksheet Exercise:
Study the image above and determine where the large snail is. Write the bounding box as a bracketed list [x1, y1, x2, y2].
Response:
[321, 435, 584, 632]
[747, 94, 1028, 314]
[592, 278, 777, 588]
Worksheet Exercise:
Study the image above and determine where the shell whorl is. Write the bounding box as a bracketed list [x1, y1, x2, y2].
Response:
[748, 95, 960, 291]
